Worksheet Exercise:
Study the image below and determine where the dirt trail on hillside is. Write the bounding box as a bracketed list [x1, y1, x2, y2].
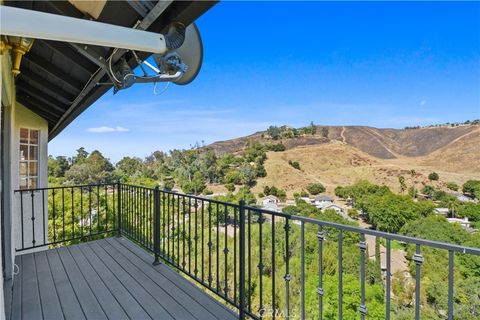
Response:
[340, 126, 347, 143]
[363, 127, 403, 159]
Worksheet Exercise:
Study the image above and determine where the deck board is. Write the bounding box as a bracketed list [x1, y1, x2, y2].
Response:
[34, 251, 63, 320]
[11, 237, 238, 320]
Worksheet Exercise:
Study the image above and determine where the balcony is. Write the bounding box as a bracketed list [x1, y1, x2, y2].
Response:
[11, 183, 480, 320]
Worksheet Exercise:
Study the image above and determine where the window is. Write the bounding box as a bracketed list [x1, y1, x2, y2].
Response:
[19, 128, 39, 189]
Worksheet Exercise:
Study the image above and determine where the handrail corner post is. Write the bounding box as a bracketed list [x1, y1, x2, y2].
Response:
[239, 199, 246, 320]
[153, 185, 161, 265]
[117, 182, 122, 237]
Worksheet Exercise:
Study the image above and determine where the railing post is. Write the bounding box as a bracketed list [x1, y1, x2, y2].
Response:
[117, 182, 122, 236]
[239, 200, 246, 320]
[153, 186, 161, 265]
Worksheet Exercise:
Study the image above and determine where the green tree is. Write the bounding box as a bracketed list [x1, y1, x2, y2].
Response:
[446, 182, 459, 191]
[398, 176, 406, 193]
[321, 127, 329, 138]
[239, 164, 257, 187]
[463, 180, 480, 199]
[288, 160, 301, 170]
[116, 156, 143, 176]
[224, 183, 235, 192]
[306, 183, 326, 195]
[48, 155, 70, 178]
[428, 172, 439, 181]
[65, 150, 116, 184]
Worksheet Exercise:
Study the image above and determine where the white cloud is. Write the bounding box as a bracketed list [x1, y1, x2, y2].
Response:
[86, 126, 130, 133]
[420, 100, 427, 106]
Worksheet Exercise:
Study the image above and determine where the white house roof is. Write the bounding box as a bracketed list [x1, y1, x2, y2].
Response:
[315, 195, 333, 202]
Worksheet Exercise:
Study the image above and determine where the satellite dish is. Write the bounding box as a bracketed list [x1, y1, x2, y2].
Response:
[109, 22, 203, 92]
[153, 23, 203, 85]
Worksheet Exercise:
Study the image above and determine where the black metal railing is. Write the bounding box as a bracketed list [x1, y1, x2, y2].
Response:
[15, 183, 480, 320]
[14, 183, 118, 251]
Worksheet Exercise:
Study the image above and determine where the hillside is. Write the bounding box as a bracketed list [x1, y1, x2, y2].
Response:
[207, 125, 480, 197]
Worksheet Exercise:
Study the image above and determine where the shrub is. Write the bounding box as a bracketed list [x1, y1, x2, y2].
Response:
[306, 183, 326, 195]
[347, 208, 359, 219]
[203, 189, 213, 195]
[300, 190, 309, 197]
[263, 185, 287, 200]
[428, 172, 439, 181]
[288, 160, 301, 170]
[224, 169, 242, 185]
[270, 143, 286, 152]
[447, 182, 459, 191]
[463, 180, 480, 199]
[163, 179, 175, 190]
[225, 183, 235, 192]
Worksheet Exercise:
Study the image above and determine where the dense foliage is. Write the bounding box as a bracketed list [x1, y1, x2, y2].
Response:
[306, 183, 326, 195]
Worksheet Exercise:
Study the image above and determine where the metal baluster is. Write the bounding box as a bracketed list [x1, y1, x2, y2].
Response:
[80, 187, 83, 238]
[105, 185, 108, 231]
[194, 199, 198, 279]
[89, 187, 92, 235]
[162, 192, 166, 255]
[208, 203, 213, 287]
[216, 203, 220, 292]
[317, 226, 325, 320]
[201, 199, 205, 283]
[177, 194, 181, 267]
[284, 218, 291, 319]
[224, 205, 229, 298]
[338, 230, 343, 320]
[113, 184, 116, 231]
[233, 206, 237, 305]
[30, 191, 36, 247]
[62, 188, 65, 240]
[239, 200, 246, 320]
[20, 191, 24, 249]
[413, 245, 424, 320]
[248, 208, 252, 313]
[153, 186, 160, 265]
[271, 214, 276, 319]
[448, 250, 454, 320]
[386, 239, 391, 320]
[52, 189, 56, 243]
[258, 212, 264, 318]
[359, 234, 367, 319]
[71, 188, 75, 240]
[189, 197, 192, 274]
[42, 189, 46, 245]
[301, 221, 305, 320]
[182, 196, 186, 270]
[167, 193, 171, 261]
[97, 185, 100, 233]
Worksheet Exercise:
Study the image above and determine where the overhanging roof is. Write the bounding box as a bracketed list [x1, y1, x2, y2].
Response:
[4, 0, 217, 140]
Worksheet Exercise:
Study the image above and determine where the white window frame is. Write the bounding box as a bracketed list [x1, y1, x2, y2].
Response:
[19, 128, 39, 190]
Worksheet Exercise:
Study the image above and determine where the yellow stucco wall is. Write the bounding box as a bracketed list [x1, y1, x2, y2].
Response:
[1, 46, 49, 318]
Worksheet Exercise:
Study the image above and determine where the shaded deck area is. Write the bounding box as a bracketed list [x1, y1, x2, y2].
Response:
[9, 237, 237, 320]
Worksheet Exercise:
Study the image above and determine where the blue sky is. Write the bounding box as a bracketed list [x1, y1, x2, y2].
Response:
[49, 1, 480, 162]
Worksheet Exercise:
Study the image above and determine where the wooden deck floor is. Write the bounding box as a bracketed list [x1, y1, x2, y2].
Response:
[9, 237, 238, 320]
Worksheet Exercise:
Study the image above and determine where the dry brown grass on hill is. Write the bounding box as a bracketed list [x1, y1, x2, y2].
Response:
[206, 124, 480, 198]
[253, 140, 480, 198]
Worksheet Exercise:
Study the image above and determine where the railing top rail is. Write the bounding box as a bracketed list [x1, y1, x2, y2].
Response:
[14, 182, 117, 193]
[247, 205, 480, 255]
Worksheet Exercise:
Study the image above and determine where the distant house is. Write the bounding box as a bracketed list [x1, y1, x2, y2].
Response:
[433, 208, 449, 216]
[314, 195, 334, 209]
[300, 197, 313, 204]
[454, 193, 476, 203]
[260, 195, 280, 207]
[322, 203, 344, 214]
[447, 217, 470, 229]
